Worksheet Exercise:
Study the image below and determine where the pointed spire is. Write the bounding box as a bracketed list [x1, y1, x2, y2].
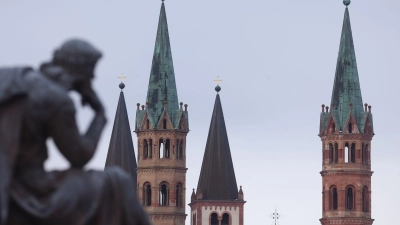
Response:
[197, 86, 238, 200]
[105, 82, 137, 191]
[330, 4, 364, 129]
[145, 1, 179, 126]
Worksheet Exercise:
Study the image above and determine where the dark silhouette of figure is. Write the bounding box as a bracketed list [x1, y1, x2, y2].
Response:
[0, 39, 151, 225]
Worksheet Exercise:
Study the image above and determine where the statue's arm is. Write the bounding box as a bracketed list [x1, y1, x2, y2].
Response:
[48, 98, 106, 167]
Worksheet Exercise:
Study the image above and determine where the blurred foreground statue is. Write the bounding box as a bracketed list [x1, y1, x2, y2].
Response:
[0, 40, 151, 225]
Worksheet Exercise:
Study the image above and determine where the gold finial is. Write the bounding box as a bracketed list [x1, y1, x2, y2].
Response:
[214, 76, 222, 86]
[118, 73, 126, 83]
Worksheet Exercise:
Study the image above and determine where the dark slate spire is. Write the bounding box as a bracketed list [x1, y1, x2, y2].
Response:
[197, 87, 238, 200]
[330, 5, 364, 129]
[146, 2, 179, 126]
[105, 83, 137, 190]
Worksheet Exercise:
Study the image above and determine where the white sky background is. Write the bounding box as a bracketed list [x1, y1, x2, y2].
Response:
[1, 0, 399, 224]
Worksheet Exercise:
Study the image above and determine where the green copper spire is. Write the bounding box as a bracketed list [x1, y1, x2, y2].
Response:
[145, 2, 179, 126]
[330, 6, 364, 129]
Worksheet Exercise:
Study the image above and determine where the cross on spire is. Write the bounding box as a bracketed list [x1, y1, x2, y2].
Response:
[118, 73, 126, 83]
[214, 76, 222, 86]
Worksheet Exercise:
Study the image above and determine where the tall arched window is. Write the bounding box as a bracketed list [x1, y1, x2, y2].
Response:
[348, 122, 352, 133]
[350, 143, 356, 163]
[331, 123, 336, 133]
[148, 139, 153, 158]
[362, 186, 369, 212]
[165, 139, 170, 158]
[179, 140, 184, 159]
[345, 143, 349, 162]
[143, 183, 152, 206]
[146, 119, 150, 129]
[163, 119, 167, 129]
[159, 183, 169, 206]
[143, 139, 148, 159]
[365, 144, 369, 164]
[334, 143, 338, 163]
[159, 139, 164, 158]
[221, 213, 229, 225]
[330, 186, 338, 210]
[346, 187, 355, 210]
[329, 143, 334, 163]
[176, 183, 183, 207]
[193, 214, 196, 225]
[210, 213, 218, 225]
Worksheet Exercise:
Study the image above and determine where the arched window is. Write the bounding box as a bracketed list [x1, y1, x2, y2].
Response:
[159, 183, 169, 206]
[329, 143, 334, 163]
[345, 143, 349, 162]
[193, 214, 196, 225]
[346, 187, 355, 210]
[159, 139, 164, 158]
[179, 140, 184, 160]
[165, 139, 170, 159]
[143, 139, 148, 159]
[350, 143, 356, 163]
[148, 139, 153, 158]
[348, 122, 352, 133]
[365, 144, 369, 164]
[176, 183, 183, 207]
[210, 213, 218, 225]
[163, 119, 167, 129]
[221, 213, 229, 225]
[331, 123, 336, 133]
[146, 119, 150, 129]
[334, 143, 338, 163]
[143, 183, 152, 206]
[362, 186, 369, 212]
[330, 186, 338, 210]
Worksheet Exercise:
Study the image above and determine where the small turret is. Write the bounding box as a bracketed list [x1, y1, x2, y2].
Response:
[238, 186, 244, 201]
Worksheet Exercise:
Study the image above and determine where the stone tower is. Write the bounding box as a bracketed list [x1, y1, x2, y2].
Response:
[189, 85, 245, 225]
[319, 1, 374, 225]
[135, 2, 189, 225]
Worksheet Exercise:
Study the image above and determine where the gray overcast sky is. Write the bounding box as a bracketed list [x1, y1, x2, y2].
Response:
[1, 0, 399, 224]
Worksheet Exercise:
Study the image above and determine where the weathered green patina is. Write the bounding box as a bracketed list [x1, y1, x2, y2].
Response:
[145, 2, 179, 126]
[320, 5, 374, 134]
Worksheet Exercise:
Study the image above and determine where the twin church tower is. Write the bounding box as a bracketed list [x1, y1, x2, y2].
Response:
[105, 1, 374, 225]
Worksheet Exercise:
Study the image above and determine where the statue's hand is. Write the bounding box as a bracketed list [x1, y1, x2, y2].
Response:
[76, 81, 105, 114]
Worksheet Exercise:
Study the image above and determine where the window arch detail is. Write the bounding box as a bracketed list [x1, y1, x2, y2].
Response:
[143, 182, 152, 206]
[329, 185, 338, 210]
[346, 186, 356, 210]
[159, 182, 169, 206]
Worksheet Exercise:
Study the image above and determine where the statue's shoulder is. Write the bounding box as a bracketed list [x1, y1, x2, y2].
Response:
[23, 69, 74, 112]
[0, 67, 33, 104]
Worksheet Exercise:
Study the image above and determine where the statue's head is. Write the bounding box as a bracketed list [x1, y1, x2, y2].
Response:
[51, 39, 102, 89]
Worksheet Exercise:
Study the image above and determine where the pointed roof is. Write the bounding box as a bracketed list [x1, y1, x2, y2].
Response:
[105, 84, 137, 190]
[197, 87, 238, 200]
[330, 6, 364, 129]
[146, 2, 179, 126]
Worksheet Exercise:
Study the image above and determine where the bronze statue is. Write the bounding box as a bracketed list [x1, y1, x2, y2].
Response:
[0, 39, 151, 225]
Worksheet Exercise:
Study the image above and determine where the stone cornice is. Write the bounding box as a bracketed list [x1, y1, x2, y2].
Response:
[136, 130, 188, 136]
[320, 170, 374, 177]
[149, 213, 187, 221]
[320, 218, 374, 225]
[137, 167, 188, 173]
[320, 134, 373, 141]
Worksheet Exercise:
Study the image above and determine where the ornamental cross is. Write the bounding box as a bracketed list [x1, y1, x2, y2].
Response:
[118, 73, 126, 83]
[270, 207, 282, 225]
[214, 76, 222, 86]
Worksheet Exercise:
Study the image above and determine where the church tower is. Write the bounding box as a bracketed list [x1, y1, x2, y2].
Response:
[189, 84, 245, 225]
[319, 1, 374, 225]
[135, 1, 189, 225]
